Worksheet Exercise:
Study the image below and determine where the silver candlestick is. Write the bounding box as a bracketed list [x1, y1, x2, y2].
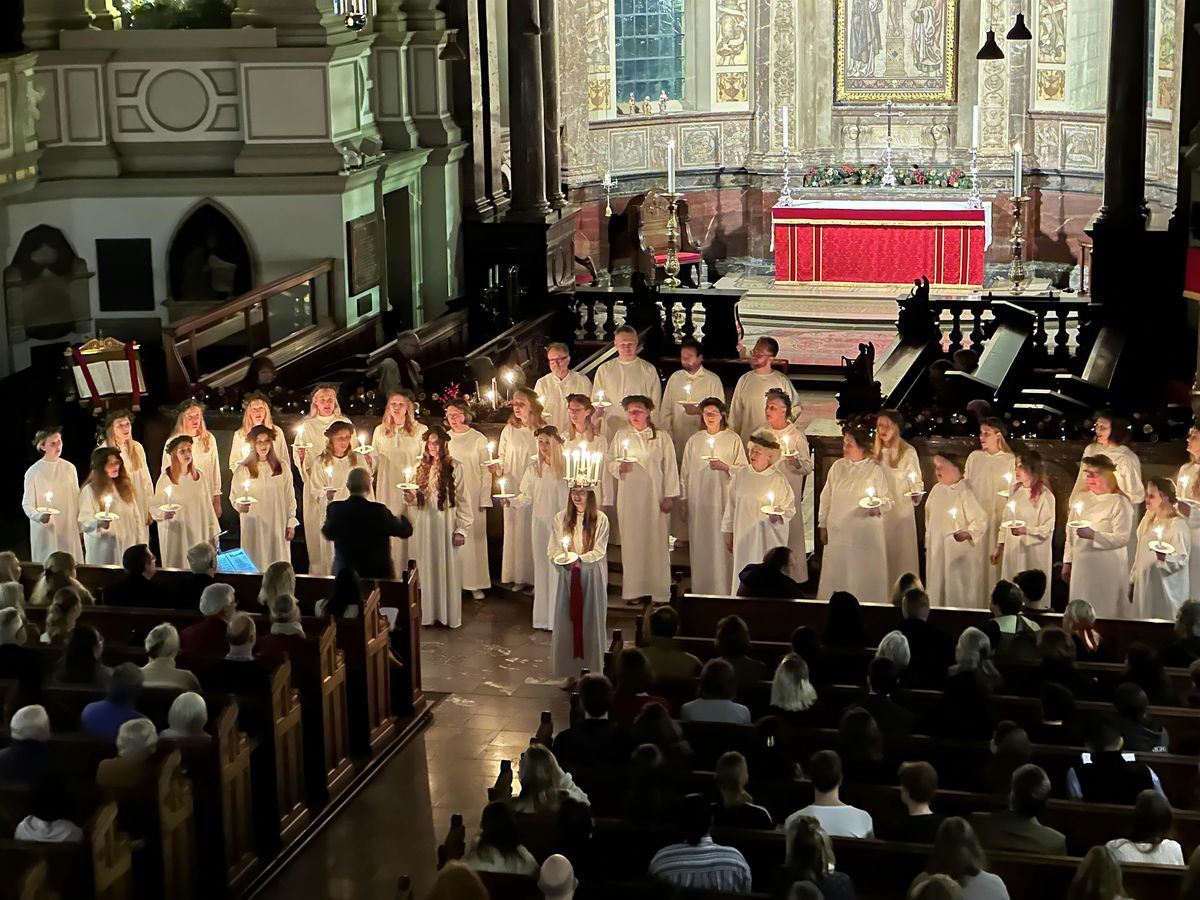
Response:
[968, 147, 982, 209]
[778, 146, 794, 207]
[601, 171, 618, 218]
[875, 99, 904, 188]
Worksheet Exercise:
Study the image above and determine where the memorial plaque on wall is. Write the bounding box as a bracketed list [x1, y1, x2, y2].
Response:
[346, 214, 381, 296]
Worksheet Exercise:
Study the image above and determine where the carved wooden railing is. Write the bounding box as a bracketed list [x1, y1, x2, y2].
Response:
[917, 292, 1098, 361]
[573, 285, 744, 359]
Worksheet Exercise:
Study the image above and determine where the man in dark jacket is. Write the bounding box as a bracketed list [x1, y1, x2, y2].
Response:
[850, 657, 916, 736]
[1111, 682, 1169, 753]
[104, 544, 168, 608]
[551, 674, 630, 768]
[971, 764, 1067, 856]
[896, 589, 954, 688]
[322, 468, 413, 579]
[736, 547, 805, 598]
[1067, 721, 1160, 804]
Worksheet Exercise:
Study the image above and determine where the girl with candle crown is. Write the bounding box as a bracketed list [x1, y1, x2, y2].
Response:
[680, 397, 747, 594]
[293, 384, 344, 467]
[372, 390, 423, 578]
[1062, 455, 1135, 619]
[444, 398, 493, 600]
[101, 409, 154, 543]
[22, 428, 83, 562]
[762, 388, 813, 577]
[507, 426, 569, 630]
[161, 402, 223, 517]
[404, 424, 469, 627]
[924, 452, 988, 608]
[721, 431, 793, 594]
[549, 485, 610, 678]
[78, 447, 140, 565]
[153, 435, 220, 569]
[873, 409, 923, 586]
[816, 423, 892, 601]
[965, 417, 1016, 587]
[1131, 477, 1190, 620]
[1176, 426, 1200, 593]
[233, 424, 298, 571]
[563, 393, 614, 509]
[991, 450, 1056, 595]
[303, 419, 368, 576]
[228, 391, 290, 473]
[608, 394, 679, 605]
[497, 388, 546, 591]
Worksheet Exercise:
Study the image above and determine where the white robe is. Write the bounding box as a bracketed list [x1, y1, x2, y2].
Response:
[302, 454, 371, 576]
[878, 445, 923, 586]
[1131, 514, 1190, 621]
[447, 427, 493, 591]
[1071, 443, 1145, 504]
[22, 458, 82, 564]
[549, 509, 610, 677]
[151, 471, 220, 570]
[533, 370, 592, 432]
[231, 461, 298, 572]
[414, 461, 471, 627]
[497, 424, 537, 585]
[115, 442, 154, 545]
[680, 429, 747, 595]
[160, 434, 222, 502]
[293, 414, 345, 571]
[514, 463, 570, 629]
[371, 425, 424, 578]
[227, 426, 291, 473]
[660, 367, 725, 460]
[565, 434, 614, 507]
[765, 422, 813, 568]
[721, 465, 795, 594]
[997, 484, 1056, 594]
[965, 449, 1016, 589]
[817, 457, 892, 602]
[608, 426, 680, 602]
[590, 357, 662, 438]
[924, 480, 988, 608]
[1063, 492, 1136, 619]
[78, 486, 141, 565]
[728, 370, 799, 441]
[1177, 461, 1200, 599]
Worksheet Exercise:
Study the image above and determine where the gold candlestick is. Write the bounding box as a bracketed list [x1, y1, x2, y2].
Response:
[663, 192, 682, 289]
[1008, 194, 1029, 294]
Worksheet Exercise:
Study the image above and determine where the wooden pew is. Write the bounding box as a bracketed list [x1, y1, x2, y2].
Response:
[1019, 325, 1127, 414]
[0, 802, 134, 900]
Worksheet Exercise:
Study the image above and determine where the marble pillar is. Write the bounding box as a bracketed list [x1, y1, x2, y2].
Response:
[445, 0, 505, 215]
[538, 0, 564, 208]
[21, 0, 90, 50]
[373, 0, 420, 150]
[1094, 0, 1151, 228]
[505, 0, 549, 217]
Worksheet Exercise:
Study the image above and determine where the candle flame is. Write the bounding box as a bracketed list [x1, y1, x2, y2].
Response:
[358, 432, 366, 446]
[1155, 525, 1164, 541]
[103, 494, 112, 511]
[1073, 501, 1083, 515]
[243, 478, 250, 493]
[561, 536, 570, 550]
[708, 436, 716, 449]
[404, 466, 413, 480]
[498, 477, 506, 492]
[767, 491, 775, 507]
[503, 370, 514, 384]
[596, 390, 605, 401]
[908, 471, 916, 484]
[45, 491, 53, 504]
[165, 485, 173, 500]
[325, 466, 333, 478]
[242, 443, 250, 458]
[487, 441, 496, 456]
[866, 486, 875, 499]
[949, 506, 958, 519]
[1007, 500, 1016, 514]
[1003, 473, 1012, 484]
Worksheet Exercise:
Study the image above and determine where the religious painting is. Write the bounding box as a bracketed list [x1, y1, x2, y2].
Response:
[714, 0, 748, 65]
[1037, 0, 1066, 64]
[833, 0, 958, 102]
[1061, 123, 1100, 170]
[1157, 76, 1175, 113]
[1036, 70, 1065, 102]
[716, 71, 748, 103]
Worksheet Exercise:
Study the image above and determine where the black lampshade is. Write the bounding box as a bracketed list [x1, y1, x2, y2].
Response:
[1007, 13, 1033, 40]
[976, 28, 1004, 60]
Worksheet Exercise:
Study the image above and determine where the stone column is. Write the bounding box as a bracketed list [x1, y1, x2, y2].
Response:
[445, 0, 505, 215]
[538, 0, 564, 207]
[233, 0, 356, 47]
[1094, 0, 1151, 228]
[505, 0, 549, 217]
[373, 0, 420, 150]
[21, 0, 90, 49]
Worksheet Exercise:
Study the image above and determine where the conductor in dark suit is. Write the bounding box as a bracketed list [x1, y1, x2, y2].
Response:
[322, 467, 413, 579]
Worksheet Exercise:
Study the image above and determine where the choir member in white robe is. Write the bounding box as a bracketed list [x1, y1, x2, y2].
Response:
[992, 450, 1056, 595]
[874, 409, 923, 586]
[1176, 426, 1200, 598]
[303, 420, 374, 576]
[444, 399, 493, 598]
[533, 342, 592, 431]
[590, 325, 662, 438]
[563, 394, 615, 508]
[232, 425, 298, 571]
[77, 448, 142, 565]
[294, 386, 348, 572]
[371, 391, 424, 577]
[102, 410, 154, 544]
[404, 426, 470, 628]
[508, 427, 570, 629]
[227, 392, 290, 473]
[152, 435, 220, 570]
[728, 337, 800, 441]
[924, 452, 988, 608]
[1131, 477, 1191, 620]
[549, 487, 610, 678]
[23, 429, 83, 563]
[965, 417, 1017, 588]
[1062, 455, 1136, 619]
[660, 339, 725, 460]
[161, 402, 223, 518]
[762, 389, 813, 578]
[497, 389, 543, 588]
[679, 399, 747, 594]
[1069, 413, 1146, 504]
[608, 396, 680, 603]
[816, 425, 893, 602]
[721, 433, 794, 593]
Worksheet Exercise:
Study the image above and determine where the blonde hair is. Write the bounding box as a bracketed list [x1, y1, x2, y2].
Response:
[240, 393, 277, 436]
[172, 403, 213, 454]
[258, 561, 296, 608]
[102, 411, 145, 472]
[535, 426, 566, 479]
[308, 385, 343, 419]
[30, 553, 93, 607]
[872, 409, 912, 469]
[44, 587, 82, 644]
[380, 391, 417, 437]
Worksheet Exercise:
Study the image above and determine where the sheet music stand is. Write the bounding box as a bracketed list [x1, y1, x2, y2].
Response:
[65, 336, 149, 413]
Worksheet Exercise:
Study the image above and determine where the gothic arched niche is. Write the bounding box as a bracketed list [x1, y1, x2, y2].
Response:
[3, 225, 93, 341]
[167, 201, 255, 302]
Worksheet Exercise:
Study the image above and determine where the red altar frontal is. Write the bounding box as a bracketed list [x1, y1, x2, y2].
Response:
[773, 200, 990, 287]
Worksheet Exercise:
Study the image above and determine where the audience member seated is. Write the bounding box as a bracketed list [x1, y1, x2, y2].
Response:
[775, 814, 857, 900]
[983, 721, 1033, 795]
[1067, 845, 1131, 900]
[970, 764, 1066, 856]
[898, 588, 955, 688]
[180, 583, 236, 660]
[13, 781, 83, 843]
[0, 551, 20, 583]
[914, 817, 1010, 900]
[0, 581, 24, 613]
[104, 544, 167, 608]
[160, 692, 210, 741]
[879, 761, 945, 844]
[40, 587, 81, 647]
[784, 750, 874, 838]
[632, 702, 692, 770]
[315, 568, 367, 619]
[203, 613, 274, 715]
[427, 861, 489, 900]
[179, 542, 218, 609]
[0, 704, 54, 787]
[1024, 627, 1097, 700]
[510, 744, 589, 815]
[1028, 683, 1085, 747]
[647, 793, 752, 893]
[257, 560, 296, 611]
[681, 658, 752, 724]
[824, 592, 865, 647]
[979, 580, 1040, 662]
[750, 716, 801, 781]
[768, 653, 826, 727]
[838, 707, 890, 785]
[1067, 722, 1161, 804]
[1188, 661, 1200, 709]
[1012, 569, 1048, 610]
[1160, 600, 1200, 669]
[891, 572, 924, 607]
[851, 657, 916, 736]
[715, 615, 767, 685]
[737, 546, 806, 598]
[538, 854, 577, 900]
[711, 751, 773, 830]
[1062, 599, 1109, 663]
[624, 744, 673, 823]
[1104, 788, 1185, 865]
[551, 674, 630, 768]
[1110, 683, 1168, 753]
[255, 594, 309, 669]
[81, 662, 146, 742]
[610, 648, 671, 726]
[549, 800, 594, 880]
[790, 626, 827, 684]
[97, 718, 159, 791]
[53, 624, 108, 688]
[639, 606, 701, 678]
[908, 873, 967, 900]
[876, 630, 912, 678]
[0, 607, 41, 684]
[461, 800, 539, 876]
[29, 551, 94, 607]
[1121, 643, 1178, 706]
[140, 623, 202, 691]
[941, 627, 1002, 739]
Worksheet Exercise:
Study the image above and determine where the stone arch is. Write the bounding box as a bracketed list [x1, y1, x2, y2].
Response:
[3, 225, 93, 341]
[166, 199, 256, 301]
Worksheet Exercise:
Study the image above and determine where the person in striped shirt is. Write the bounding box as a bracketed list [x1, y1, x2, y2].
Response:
[648, 793, 753, 893]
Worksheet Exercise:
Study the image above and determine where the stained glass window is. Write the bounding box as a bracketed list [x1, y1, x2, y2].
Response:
[613, 0, 686, 109]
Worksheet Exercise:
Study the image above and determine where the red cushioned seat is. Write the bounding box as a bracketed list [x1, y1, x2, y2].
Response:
[575, 272, 594, 285]
[653, 252, 701, 264]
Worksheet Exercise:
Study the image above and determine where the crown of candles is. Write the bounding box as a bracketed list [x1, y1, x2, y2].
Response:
[564, 446, 602, 488]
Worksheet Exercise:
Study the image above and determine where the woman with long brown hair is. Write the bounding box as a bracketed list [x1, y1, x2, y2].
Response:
[153, 435, 219, 569]
[497, 388, 545, 591]
[161, 402, 222, 517]
[992, 450, 1056, 594]
[444, 399, 492, 600]
[404, 425, 469, 627]
[233, 424, 298, 570]
[1131, 476, 1190, 620]
[507, 425, 568, 630]
[371, 390, 422, 577]
[101, 409, 154, 542]
[22, 428, 83, 563]
[1062, 455, 1135, 619]
[549, 486, 609, 677]
[227, 392, 290, 473]
[303, 419, 372, 576]
[77, 447, 140, 564]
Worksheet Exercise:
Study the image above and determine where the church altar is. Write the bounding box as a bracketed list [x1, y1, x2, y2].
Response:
[773, 199, 991, 287]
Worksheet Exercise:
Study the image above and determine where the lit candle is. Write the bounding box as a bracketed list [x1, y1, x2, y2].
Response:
[767, 490, 775, 509]
[782, 435, 791, 454]
[1012, 142, 1023, 196]
[241, 443, 250, 460]
[324, 465, 333, 480]
[165, 485, 174, 501]
[782, 105, 789, 151]
[666, 139, 676, 193]
[1003, 472, 1013, 491]
[971, 104, 980, 149]
[487, 389, 496, 409]
[622, 439, 630, 457]
[242, 478, 251, 495]
[907, 472, 917, 488]
[866, 486, 876, 500]
[561, 535, 570, 554]
[596, 390, 605, 403]
[949, 506, 959, 525]
[707, 436, 716, 455]
[1154, 525, 1165, 543]
[1006, 500, 1016, 517]
[684, 383, 692, 399]
[503, 370, 515, 399]
[103, 494, 113, 513]
[498, 477, 506, 494]
[1073, 500, 1083, 518]
[487, 441, 496, 460]
[358, 432, 366, 448]
[580, 441, 588, 453]
[44, 491, 53, 506]
[404, 466, 413, 483]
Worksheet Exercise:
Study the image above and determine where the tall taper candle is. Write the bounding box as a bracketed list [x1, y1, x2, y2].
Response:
[971, 104, 980, 149]
[666, 139, 676, 193]
[1012, 142, 1023, 196]
[782, 106, 789, 150]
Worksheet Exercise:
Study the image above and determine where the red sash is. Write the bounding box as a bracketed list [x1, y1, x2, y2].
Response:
[570, 560, 584, 659]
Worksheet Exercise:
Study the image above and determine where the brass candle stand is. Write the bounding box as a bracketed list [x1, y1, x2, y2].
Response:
[663, 191, 682, 289]
[1008, 194, 1029, 294]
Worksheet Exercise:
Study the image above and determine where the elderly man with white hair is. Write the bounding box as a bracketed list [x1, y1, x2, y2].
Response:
[97, 718, 160, 791]
[160, 692, 210, 742]
[180, 582, 237, 660]
[0, 705, 53, 786]
[140, 623, 202, 691]
[538, 854, 577, 900]
[180, 542, 218, 609]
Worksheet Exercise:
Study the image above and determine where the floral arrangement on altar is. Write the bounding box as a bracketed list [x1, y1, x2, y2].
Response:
[802, 164, 972, 190]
